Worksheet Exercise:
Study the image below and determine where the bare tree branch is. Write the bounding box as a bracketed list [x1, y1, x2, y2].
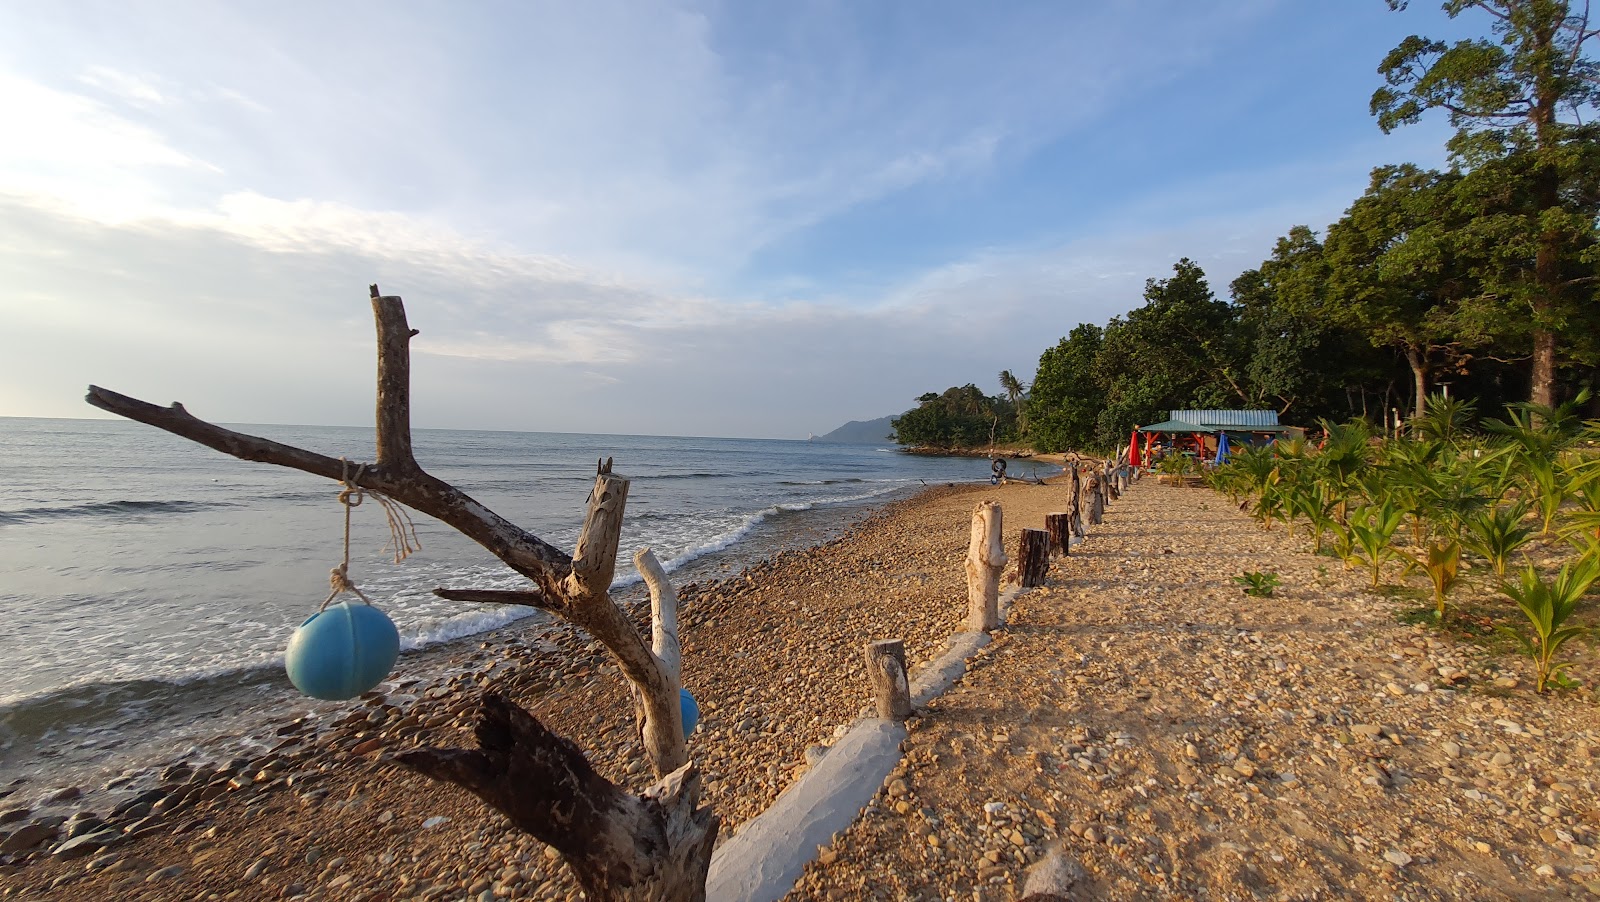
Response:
[434, 587, 550, 608]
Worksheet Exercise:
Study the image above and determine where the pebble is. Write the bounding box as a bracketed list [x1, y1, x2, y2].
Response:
[1383, 850, 1412, 867]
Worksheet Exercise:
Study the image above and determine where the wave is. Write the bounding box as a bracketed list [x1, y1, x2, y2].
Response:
[626, 482, 910, 580]
[0, 499, 234, 526]
[776, 478, 867, 486]
[0, 605, 548, 746]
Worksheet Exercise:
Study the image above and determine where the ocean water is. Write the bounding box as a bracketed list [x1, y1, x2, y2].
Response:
[0, 417, 1050, 792]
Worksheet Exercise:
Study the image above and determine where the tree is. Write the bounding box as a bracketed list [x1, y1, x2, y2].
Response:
[87, 289, 716, 901]
[1028, 324, 1106, 452]
[1230, 226, 1352, 419]
[890, 385, 1017, 449]
[1374, 0, 1600, 407]
[1093, 259, 1244, 446]
[1323, 164, 1487, 419]
[998, 369, 1029, 436]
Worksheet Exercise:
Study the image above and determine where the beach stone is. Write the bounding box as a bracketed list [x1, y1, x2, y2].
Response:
[245, 856, 271, 880]
[1, 822, 58, 852]
[1441, 741, 1462, 759]
[51, 829, 118, 860]
[65, 816, 107, 839]
[1491, 752, 1514, 768]
[1352, 724, 1383, 739]
[1383, 850, 1412, 867]
[147, 865, 184, 881]
[43, 786, 83, 804]
[0, 806, 31, 825]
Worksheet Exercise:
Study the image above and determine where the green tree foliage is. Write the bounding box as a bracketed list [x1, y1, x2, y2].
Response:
[1093, 259, 1244, 447]
[1323, 165, 1488, 418]
[890, 384, 1018, 449]
[1027, 324, 1106, 452]
[1231, 226, 1389, 422]
[1375, 0, 1600, 407]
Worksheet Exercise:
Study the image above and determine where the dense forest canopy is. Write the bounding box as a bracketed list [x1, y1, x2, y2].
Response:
[892, 1, 1599, 455]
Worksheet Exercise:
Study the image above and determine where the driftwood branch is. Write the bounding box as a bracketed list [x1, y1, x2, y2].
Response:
[433, 588, 550, 608]
[88, 286, 705, 896]
[397, 694, 718, 902]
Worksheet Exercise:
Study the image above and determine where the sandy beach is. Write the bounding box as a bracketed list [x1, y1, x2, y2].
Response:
[3, 474, 1598, 901]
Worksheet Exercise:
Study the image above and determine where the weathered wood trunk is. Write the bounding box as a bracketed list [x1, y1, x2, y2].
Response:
[863, 639, 911, 721]
[965, 501, 1006, 632]
[1044, 513, 1071, 556]
[398, 695, 717, 902]
[1070, 508, 1085, 538]
[1069, 461, 1081, 517]
[1087, 474, 1105, 525]
[1016, 528, 1050, 588]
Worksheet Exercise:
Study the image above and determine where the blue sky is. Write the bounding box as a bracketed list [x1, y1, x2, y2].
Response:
[0, 1, 1473, 438]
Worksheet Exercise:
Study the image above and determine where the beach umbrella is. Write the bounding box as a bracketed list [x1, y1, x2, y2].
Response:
[1128, 430, 1142, 467]
[1214, 431, 1232, 464]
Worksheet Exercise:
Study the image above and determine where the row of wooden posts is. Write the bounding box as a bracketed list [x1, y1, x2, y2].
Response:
[864, 456, 1133, 721]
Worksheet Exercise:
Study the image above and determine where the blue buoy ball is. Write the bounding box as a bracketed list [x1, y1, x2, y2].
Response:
[285, 602, 400, 701]
[679, 687, 700, 740]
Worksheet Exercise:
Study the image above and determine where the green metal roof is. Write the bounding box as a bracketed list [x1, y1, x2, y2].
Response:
[1138, 419, 1214, 433]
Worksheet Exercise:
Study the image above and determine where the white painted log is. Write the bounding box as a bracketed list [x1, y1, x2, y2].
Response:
[634, 547, 686, 764]
[965, 501, 1006, 632]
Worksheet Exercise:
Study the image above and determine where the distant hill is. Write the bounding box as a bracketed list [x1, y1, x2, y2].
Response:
[818, 415, 899, 444]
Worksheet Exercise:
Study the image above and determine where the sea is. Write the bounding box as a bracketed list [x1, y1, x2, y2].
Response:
[0, 417, 1055, 801]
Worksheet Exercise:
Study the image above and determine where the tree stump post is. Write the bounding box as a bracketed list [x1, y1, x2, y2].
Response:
[965, 501, 1006, 632]
[863, 639, 911, 721]
[1070, 508, 1085, 538]
[1016, 528, 1050, 587]
[1044, 513, 1071, 556]
[1087, 474, 1105, 525]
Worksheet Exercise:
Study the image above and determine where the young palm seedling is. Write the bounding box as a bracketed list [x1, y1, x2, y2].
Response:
[1234, 571, 1282, 598]
[1349, 502, 1403, 589]
[1463, 502, 1534, 578]
[1498, 559, 1600, 693]
[1412, 540, 1462, 623]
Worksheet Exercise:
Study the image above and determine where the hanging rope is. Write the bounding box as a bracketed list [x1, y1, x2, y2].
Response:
[319, 459, 421, 611]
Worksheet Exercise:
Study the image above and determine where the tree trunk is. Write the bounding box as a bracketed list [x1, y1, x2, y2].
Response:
[1405, 345, 1428, 422]
[965, 501, 1006, 631]
[1015, 528, 1050, 588]
[398, 695, 717, 902]
[863, 640, 911, 721]
[1044, 513, 1071, 556]
[1087, 475, 1105, 525]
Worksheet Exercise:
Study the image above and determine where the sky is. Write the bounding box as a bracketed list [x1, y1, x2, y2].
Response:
[0, 1, 1477, 439]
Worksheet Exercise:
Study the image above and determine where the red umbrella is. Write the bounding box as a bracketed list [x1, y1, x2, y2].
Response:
[1128, 429, 1142, 467]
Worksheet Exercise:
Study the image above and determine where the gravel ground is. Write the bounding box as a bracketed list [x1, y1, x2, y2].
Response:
[788, 480, 1600, 902]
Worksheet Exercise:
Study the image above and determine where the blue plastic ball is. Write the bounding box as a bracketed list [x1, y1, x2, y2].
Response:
[679, 687, 700, 740]
[285, 602, 400, 701]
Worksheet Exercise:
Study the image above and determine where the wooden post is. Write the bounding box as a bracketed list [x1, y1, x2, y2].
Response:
[863, 639, 911, 721]
[1069, 460, 1082, 516]
[1070, 508, 1085, 538]
[1087, 474, 1105, 525]
[1016, 528, 1050, 587]
[966, 501, 1006, 632]
[1044, 513, 1071, 556]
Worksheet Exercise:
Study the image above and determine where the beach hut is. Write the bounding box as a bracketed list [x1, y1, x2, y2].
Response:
[1138, 409, 1293, 460]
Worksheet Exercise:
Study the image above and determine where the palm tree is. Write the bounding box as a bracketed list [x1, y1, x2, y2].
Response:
[998, 370, 1029, 437]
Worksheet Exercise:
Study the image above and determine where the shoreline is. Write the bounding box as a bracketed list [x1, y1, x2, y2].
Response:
[0, 477, 1053, 899]
[0, 478, 954, 817]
